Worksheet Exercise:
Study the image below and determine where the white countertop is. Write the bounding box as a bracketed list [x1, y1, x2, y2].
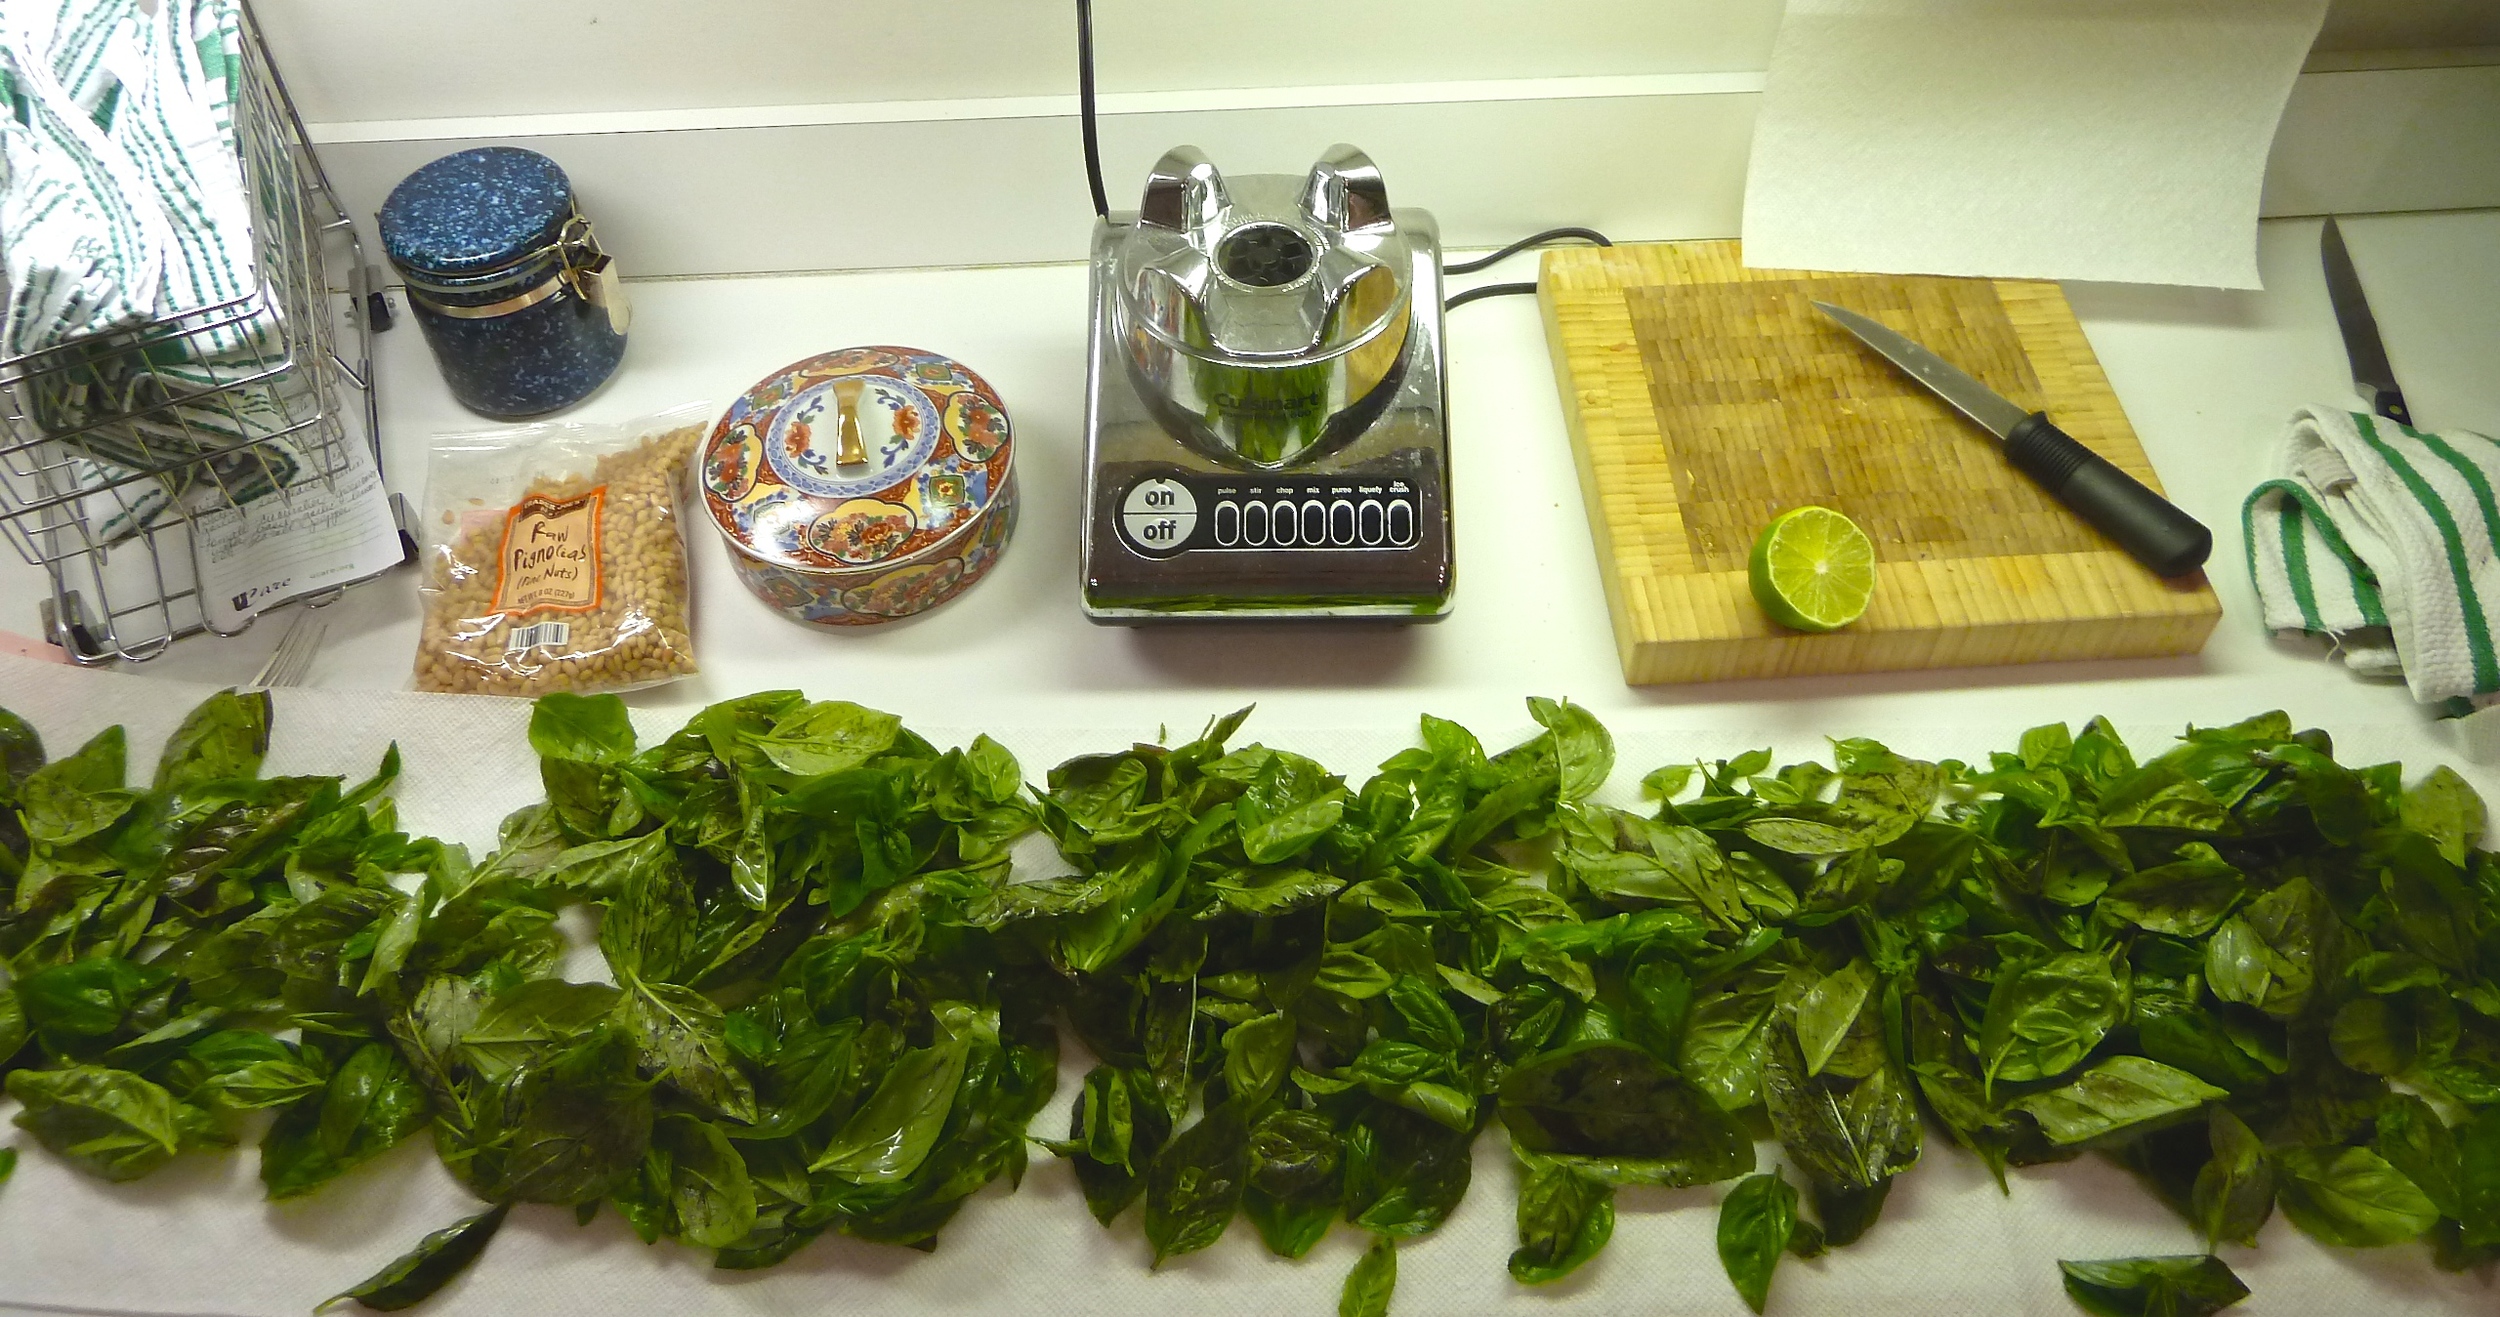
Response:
[4, 212, 2498, 1316]
[25, 211, 2491, 763]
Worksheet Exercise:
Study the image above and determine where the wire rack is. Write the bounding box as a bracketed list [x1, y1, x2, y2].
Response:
[0, 0, 383, 664]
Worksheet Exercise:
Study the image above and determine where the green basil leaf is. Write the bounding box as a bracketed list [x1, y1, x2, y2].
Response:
[810, 1037, 967, 1183]
[1497, 1041, 1754, 1186]
[753, 701, 901, 777]
[1508, 1155, 1614, 1285]
[1678, 972, 1783, 1111]
[1221, 1012, 1295, 1109]
[2372, 1093, 2460, 1221]
[2011, 1056, 2225, 1147]
[1528, 697, 1613, 803]
[5, 1064, 182, 1181]
[1145, 1102, 1248, 1265]
[1245, 1106, 1340, 1258]
[2192, 1106, 2273, 1247]
[1338, 1233, 1397, 1317]
[319, 1203, 510, 1312]
[1203, 866, 1345, 917]
[460, 980, 624, 1083]
[2399, 764, 2484, 866]
[2274, 1145, 2439, 1247]
[2057, 1254, 2249, 1317]
[658, 1114, 756, 1250]
[1715, 1169, 1799, 1313]
[14, 956, 164, 1043]
[2456, 1108, 2500, 1249]
[625, 981, 760, 1124]
[1794, 959, 1876, 1078]
[152, 689, 271, 793]
[17, 725, 132, 848]
[1759, 1017, 1919, 1197]
[1978, 951, 2126, 1090]
[1236, 751, 1349, 865]
[2098, 848, 2244, 937]
[527, 692, 636, 765]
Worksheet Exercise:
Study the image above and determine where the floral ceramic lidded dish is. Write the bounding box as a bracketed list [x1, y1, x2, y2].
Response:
[701, 347, 1016, 626]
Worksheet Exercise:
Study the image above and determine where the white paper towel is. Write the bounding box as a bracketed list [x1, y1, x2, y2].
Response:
[1, 658, 2495, 1316]
[1741, 0, 2331, 289]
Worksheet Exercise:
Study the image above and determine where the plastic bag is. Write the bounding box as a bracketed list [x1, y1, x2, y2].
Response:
[414, 402, 706, 695]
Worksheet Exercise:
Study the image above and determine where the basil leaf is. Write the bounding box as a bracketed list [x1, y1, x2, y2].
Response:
[2191, 1106, 2273, 1247]
[2012, 1056, 2225, 1147]
[658, 1115, 755, 1250]
[753, 700, 901, 777]
[14, 956, 165, 1043]
[1794, 959, 1876, 1078]
[2057, 1255, 2249, 1317]
[263, 1043, 428, 1200]
[1528, 697, 1613, 803]
[1145, 1102, 1248, 1265]
[1978, 951, 2126, 1090]
[2274, 1145, 2439, 1247]
[625, 981, 759, 1123]
[0, 1146, 15, 1185]
[1236, 750, 1348, 865]
[2097, 847, 2244, 937]
[1760, 1018, 1919, 1196]
[1338, 1233, 1396, 1317]
[527, 692, 636, 765]
[2399, 764, 2484, 866]
[1342, 1106, 1473, 1237]
[5, 1064, 183, 1181]
[1715, 1169, 1799, 1313]
[319, 1203, 510, 1312]
[1507, 1155, 1614, 1285]
[1245, 1106, 1340, 1258]
[811, 1036, 967, 1182]
[2203, 878, 2326, 1020]
[1220, 1012, 1295, 1109]
[152, 688, 271, 793]
[1499, 1041, 1753, 1186]
[1678, 971, 1783, 1111]
[2456, 1107, 2500, 1250]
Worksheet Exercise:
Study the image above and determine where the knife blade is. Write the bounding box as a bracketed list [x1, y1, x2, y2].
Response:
[1812, 300, 2212, 578]
[2320, 216, 2412, 426]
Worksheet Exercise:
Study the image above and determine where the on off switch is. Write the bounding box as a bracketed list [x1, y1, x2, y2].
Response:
[1121, 477, 1198, 556]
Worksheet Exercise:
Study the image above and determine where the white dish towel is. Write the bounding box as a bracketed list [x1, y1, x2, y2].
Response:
[2244, 405, 2500, 708]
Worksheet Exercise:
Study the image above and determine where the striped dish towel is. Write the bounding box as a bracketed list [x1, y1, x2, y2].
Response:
[2244, 405, 2500, 707]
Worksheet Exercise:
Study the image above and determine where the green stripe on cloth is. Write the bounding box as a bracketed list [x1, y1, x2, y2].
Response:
[2278, 497, 2324, 631]
[2406, 422, 2500, 552]
[2356, 412, 2499, 691]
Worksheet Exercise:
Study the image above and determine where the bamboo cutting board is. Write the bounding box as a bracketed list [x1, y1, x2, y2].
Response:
[1538, 240, 2221, 685]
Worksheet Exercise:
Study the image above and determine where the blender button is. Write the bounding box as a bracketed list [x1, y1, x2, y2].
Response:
[1301, 500, 1327, 545]
[1387, 499, 1414, 546]
[1270, 499, 1299, 546]
[1213, 501, 1240, 546]
[1330, 500, 1355, 545]
[1359, 500, 1384, 545]
[1123, 477, 1196, 521]
[1243, 500, 1270, 546]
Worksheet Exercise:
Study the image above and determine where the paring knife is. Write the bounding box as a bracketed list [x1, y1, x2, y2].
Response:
[2320, 216, 2411, 426]
[1812, 300, 2212, 578]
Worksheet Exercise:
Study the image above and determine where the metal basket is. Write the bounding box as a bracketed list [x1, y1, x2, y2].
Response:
[0, 0, 384, 664]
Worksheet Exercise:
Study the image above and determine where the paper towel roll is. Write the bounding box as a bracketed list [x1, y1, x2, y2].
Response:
[1741, 0, 2332, 289]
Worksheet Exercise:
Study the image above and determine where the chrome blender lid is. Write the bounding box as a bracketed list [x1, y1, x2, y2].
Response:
[1115, 144, 1415, 367]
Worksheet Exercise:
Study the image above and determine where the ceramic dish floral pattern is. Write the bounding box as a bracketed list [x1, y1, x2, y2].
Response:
[702, 345, 1016, 627]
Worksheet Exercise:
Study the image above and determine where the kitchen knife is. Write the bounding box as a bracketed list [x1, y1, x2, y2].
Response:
[1812, 300, 2212, 578]
[2319, 216, 2411, 426]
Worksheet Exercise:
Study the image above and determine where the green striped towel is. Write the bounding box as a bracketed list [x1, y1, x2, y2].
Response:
[2244, 405, 2500, 706]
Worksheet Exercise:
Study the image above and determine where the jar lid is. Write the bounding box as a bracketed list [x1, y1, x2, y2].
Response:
[378, 147, 575, 277]
[701, 347, 1014, 573]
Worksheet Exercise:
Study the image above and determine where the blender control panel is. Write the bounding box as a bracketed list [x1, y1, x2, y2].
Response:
[1118, 473, 1422, 559]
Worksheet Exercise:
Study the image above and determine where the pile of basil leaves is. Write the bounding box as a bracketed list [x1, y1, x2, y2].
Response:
[0, 690, 2494, 1317]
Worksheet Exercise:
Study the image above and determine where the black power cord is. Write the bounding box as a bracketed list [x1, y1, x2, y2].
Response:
[1074, 3, 1605, 308]
[1078, 0, 1108, 219]
[1444, 226, 1612, 310]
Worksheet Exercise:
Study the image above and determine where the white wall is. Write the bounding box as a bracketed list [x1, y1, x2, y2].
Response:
[255, 0, 2500, 280]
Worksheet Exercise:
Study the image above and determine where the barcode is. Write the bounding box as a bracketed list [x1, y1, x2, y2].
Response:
[504, 621, 571, 655]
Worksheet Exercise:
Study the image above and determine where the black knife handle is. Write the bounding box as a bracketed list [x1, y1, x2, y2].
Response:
[2004, 413, 2211, 577]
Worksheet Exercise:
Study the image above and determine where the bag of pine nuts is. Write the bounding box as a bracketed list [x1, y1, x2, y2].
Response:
[413, 402, 706, 696]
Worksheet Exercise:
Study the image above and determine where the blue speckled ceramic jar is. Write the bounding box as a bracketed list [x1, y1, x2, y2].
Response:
[379, 147, 627, 418]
